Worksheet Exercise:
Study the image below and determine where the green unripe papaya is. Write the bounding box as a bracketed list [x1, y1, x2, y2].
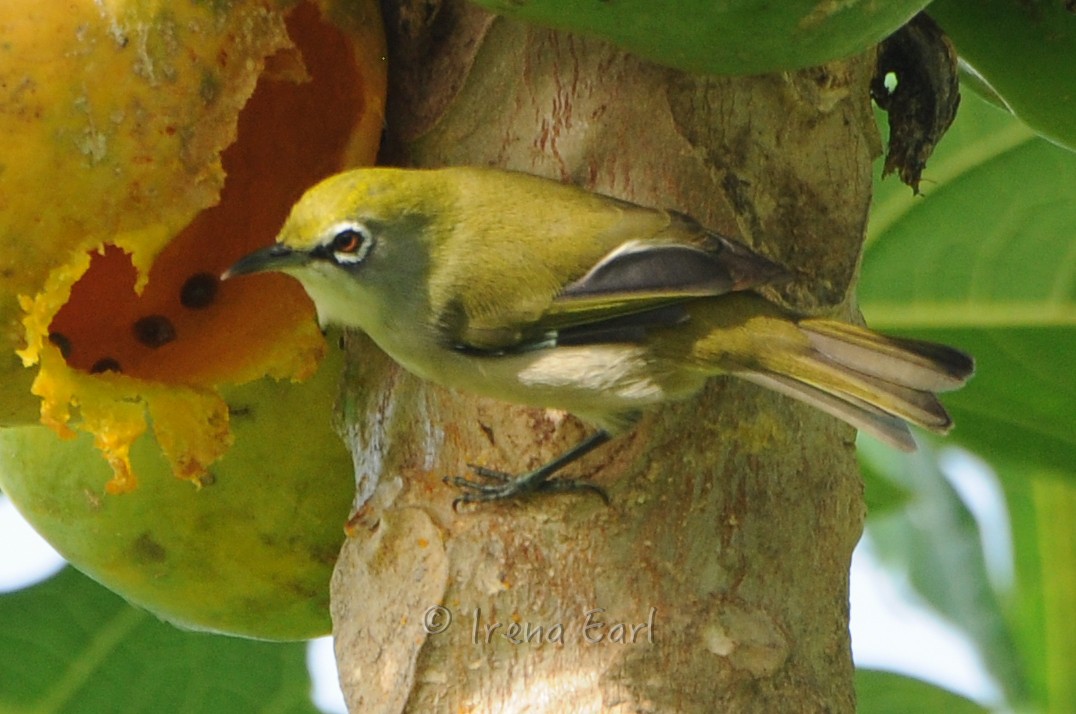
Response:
[469, 0, 930, 75]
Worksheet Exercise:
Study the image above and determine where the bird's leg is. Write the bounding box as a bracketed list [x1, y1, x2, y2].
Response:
[446, 430, 612, 507]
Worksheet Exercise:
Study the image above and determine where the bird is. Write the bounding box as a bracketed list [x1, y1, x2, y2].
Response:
[224, 166, 974, 504]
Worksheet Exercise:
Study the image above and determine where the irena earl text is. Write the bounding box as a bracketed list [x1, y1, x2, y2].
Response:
[422, 605, 657, 645]
[470, 607, 657, 645]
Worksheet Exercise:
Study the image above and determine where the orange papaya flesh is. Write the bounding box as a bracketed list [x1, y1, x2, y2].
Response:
[0, 0, 385, 640]
[10, 0, 385, 492]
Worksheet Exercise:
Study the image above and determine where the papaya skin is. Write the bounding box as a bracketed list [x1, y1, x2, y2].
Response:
[0, 1, 293, 425]
[0, 0, 387, 639]
[0, 346, 354, 640]
[1, 0, 386, 485]
[468, 0, 930, 75]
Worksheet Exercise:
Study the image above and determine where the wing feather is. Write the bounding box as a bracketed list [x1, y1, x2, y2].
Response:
[432, 171, 786, 353]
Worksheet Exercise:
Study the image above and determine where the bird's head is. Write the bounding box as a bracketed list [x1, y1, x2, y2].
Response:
[224, 168, 442, 329]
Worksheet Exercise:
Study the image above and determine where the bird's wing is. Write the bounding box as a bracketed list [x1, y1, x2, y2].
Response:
[442, 211, 788, 354]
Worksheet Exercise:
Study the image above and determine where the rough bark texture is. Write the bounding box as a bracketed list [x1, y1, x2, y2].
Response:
[331, 2, 878, 712]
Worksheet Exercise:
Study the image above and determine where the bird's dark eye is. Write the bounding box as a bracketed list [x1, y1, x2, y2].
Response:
[331, 229, 363, 254]
[325, 223, 374, 265]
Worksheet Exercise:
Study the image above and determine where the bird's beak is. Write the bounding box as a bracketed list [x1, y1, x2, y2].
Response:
[222, 244, 308, 280]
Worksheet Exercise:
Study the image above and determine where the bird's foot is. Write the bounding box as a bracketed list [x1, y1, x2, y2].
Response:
[444, 464, 608, 509]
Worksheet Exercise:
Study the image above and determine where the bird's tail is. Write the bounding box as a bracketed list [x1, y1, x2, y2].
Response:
[694, 308, 975, 451]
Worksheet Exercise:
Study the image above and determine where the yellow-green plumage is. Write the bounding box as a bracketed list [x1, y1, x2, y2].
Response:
[225, 166, 974, 501]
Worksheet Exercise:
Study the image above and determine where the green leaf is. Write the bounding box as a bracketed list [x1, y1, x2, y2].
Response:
[0, 567, 319, 714]
[859, 440, 1027, 706]
[855, 669, 990, 714]
[929, 0, 1076, 152]
[861, 90, 1076, 712]
[999, 468, 1076, 713]
[863, 90, 1076, 477]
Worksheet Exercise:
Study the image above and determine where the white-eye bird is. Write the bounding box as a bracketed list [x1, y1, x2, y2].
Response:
[224, 167, 974, 503]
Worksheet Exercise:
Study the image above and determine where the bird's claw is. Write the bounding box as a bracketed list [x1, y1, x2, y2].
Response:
[463, 463, 512, 483]
[444, 464, 609, 510]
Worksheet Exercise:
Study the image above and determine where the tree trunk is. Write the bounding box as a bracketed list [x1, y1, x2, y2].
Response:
[331, 2, 877, 711]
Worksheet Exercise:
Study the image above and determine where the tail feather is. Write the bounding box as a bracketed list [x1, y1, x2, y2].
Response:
[788, 349, 954, 431]
[731, 318, 974, 450]
[799, 320, 974, 392]
[740, 370, 918, 451]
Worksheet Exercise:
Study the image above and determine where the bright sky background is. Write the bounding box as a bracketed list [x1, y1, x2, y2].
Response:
[1, 447, 1008, 712]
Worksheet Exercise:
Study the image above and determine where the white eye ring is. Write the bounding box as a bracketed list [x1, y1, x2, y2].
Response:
[326, 222, 374, 265]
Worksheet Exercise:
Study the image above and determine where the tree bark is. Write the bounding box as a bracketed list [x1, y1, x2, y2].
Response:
[331, 2, 878, 712]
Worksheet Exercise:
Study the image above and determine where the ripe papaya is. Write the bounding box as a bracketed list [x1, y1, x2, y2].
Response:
[0, 0, 385, 638]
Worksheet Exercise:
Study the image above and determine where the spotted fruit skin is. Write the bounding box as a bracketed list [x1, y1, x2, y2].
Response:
[469, 0, 930, 75]
[0, 347, 354, 640]
[1, 0, 386, 482]
[0, 1, 293, 385]
[0, 0, 386, 640]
